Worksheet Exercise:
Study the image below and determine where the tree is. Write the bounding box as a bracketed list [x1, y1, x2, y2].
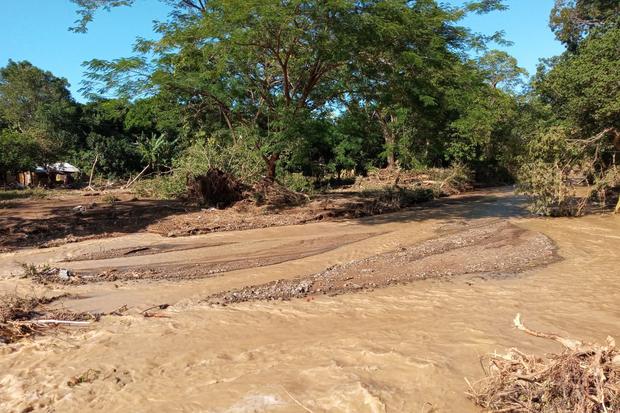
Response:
[73, 0, 511, 180]
[550, 0, 619, 50]
[518, 17, 620, 214]
[0, 130, 43, 182]
[477, 50, 527, 91]
[0, 60, 79, 158]
[535, 28, 620, 137]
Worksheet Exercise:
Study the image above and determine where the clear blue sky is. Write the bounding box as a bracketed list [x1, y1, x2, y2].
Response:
[0, 0, 565, 102]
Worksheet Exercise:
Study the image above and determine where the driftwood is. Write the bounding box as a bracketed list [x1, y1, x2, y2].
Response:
[513, 313, 588, 352]
[28, 319, 92, 325]
[468, 314, 619, 413]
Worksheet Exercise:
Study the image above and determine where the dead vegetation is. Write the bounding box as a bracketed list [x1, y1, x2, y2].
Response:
[467, 314, 620, 413]
[352, 165, 473, 196]
[0, 293, 98, 344]
[251, 178, 309, 209]
[20, 263, 83, 285]
[187, 168, 246, 207]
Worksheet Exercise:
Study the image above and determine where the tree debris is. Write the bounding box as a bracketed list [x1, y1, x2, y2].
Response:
[0, 293, 98, 344]
[467, 314, 619, 412]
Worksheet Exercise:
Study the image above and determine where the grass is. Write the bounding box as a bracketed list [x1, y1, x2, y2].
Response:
[0, 188, 48, 201]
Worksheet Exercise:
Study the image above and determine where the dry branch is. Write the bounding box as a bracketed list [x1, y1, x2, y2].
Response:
[468, 315, 619, 413]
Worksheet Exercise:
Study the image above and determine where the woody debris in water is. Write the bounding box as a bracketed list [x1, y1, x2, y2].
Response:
[467, 314, 620, 413]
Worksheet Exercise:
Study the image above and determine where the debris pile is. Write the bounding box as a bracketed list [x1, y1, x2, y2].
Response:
[467, 314, 620, 413]
[251, 178, 309, 209]
[0, 294, 97, 344]
[187, 168, 245, 207]
[21, 264, 83, 285]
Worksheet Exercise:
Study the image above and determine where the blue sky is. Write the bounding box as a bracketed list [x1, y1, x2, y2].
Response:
[0, 0, 565, 102]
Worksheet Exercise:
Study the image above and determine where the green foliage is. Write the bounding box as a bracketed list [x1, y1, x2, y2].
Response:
[177, 139, 264, 185]
[517, 21, 619, 215]
[0, 60, 78, 158]
[535, 28, 620, 136]
[77, 0, 514, 180]
[133, 174, 184, 200]
[279, 173, 315, 194]
[0, 130, 44, 177]
[136, 133, 176, 171]
[550, 0, 619, 50]
[478, 50, 528, 91]
[136, 138, 264, 199]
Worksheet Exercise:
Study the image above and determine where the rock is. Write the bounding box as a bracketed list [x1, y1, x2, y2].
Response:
[58, 268, 72, 280]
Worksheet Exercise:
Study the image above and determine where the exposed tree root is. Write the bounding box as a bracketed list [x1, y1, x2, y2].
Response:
[467, 314, 619, 412]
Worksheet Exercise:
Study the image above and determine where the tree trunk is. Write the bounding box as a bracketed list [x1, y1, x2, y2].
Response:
[375, 111, 397, 169]
[264, 153, 280, 181]
[385, 130, 396, 169]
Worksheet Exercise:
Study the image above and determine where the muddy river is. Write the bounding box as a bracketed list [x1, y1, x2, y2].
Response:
[0, 188, 618, 412]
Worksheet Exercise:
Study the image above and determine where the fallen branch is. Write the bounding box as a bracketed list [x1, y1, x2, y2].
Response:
[123, 164, 149, 189]
[281, 386, 315, 413]
[513, 313, 588, 351]
[29, 319, 92, 326]
[468, 315, 619, 413]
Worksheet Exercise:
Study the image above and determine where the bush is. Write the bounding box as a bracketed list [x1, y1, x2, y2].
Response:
[517, 160, 582, 216]
[427, 163, 474, 195]
[133, 174, 185, 199]
[176, 139, 263, 185]
[134, 139, 264, 200]
[516, 127, 619, 216]
[279, 172, 315, 194]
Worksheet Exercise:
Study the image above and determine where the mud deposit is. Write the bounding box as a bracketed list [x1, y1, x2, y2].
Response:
[1, 189, 619, 413]
[207, 221, 558, 304]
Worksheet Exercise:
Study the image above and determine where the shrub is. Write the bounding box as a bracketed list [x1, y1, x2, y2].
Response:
[279, 172, 315, 194]
[176, 139, 263, 185]
[133, 174, 185, 199]
[517, 160, 582, 216]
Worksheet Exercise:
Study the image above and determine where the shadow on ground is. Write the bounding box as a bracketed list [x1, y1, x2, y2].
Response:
[0, 197, 194, 251]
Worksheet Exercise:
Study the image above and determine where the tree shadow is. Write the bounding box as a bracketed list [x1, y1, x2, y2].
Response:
[0, 197, 196, 251]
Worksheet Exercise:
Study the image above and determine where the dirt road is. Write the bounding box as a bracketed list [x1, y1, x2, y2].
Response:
[1, 188, 618, 412]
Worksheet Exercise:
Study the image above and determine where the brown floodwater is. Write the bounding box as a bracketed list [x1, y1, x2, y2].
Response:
[0, 188, 618, 412]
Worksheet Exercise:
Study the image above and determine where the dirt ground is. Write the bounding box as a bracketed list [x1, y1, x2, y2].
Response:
[1, 188, 618, 412]
[0, 182, 446, 252]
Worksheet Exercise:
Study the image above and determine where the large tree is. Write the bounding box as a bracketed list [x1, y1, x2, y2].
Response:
[73, 0, 510, 180]
[0, 60, 79, 161]
[518, 3, 620, 214]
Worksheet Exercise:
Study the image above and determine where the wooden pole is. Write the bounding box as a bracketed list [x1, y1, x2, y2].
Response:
[86, 153, 99, 191]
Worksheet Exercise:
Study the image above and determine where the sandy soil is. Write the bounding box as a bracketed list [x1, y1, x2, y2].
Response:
[0, 186, 438, 252]
[1, 188, 618, 412]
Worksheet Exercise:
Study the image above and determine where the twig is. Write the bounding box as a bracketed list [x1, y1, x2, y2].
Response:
[140, 304, 170, 314]
[513, 313, 588, 351]
[29, 319, 92, 326]
[281, 386, 315, 413]
[123, 164, 149, 189]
